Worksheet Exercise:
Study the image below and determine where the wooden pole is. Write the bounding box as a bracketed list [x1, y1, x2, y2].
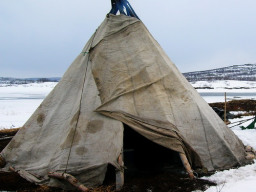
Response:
[9, 166, 16, 172]
[116, 153, 124, 191]
[224, 92, 227, 124]
[48, 172, 89, 192]
[0, 154, 6, 168]
[179, 153, 195, 179]
[0, 136, 13, 142]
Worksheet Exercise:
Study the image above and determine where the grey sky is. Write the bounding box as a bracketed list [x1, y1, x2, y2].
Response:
[1, 0, 256, 78]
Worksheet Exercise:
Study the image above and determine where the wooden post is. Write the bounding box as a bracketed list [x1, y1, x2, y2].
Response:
[0, 136, 13, 142]
[224, 92, 227, 124]
[48, 172, 89, 192]
[179, 153, 195, 179]
[9, 166, 16, 172]
[0, 154, 6, 168]
[116, 153, 124, 191]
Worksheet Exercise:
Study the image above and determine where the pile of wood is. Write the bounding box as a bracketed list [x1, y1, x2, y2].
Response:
[0, 128, 19, 151]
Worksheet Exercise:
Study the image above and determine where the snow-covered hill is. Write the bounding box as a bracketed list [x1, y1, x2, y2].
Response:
[184, 64, 256, 82]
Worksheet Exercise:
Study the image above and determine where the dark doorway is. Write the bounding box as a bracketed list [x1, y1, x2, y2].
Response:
[123, 124, 183, 178]
[104, 124, 184, 185]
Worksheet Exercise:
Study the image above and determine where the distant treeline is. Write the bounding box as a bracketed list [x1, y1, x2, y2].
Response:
[0, 77, 61, 84]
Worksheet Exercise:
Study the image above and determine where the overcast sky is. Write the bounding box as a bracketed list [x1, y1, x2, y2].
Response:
[1, 0, 256, 78]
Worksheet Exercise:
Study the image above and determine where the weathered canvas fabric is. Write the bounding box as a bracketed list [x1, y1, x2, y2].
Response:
[1, 14, 249, 189]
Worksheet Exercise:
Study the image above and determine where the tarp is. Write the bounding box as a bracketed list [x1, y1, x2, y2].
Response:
[1, 14, 249, 189]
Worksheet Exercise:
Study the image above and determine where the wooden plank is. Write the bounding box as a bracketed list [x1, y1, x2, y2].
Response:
[48, 172, 89, 192]
[224, 92, 227, 124]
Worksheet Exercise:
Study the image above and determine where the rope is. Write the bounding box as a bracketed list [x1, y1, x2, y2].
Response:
[81, 51, 89, 56]
[64, 31, 97, 173]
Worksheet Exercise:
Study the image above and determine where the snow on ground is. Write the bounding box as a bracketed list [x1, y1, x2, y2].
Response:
[0, 82, 57, 129]
[194, 80, 256, 103]
[200, 117, 256, 192]
[0, 99, 43, 129]
[0, 82, 56, 98]
[1, 81, 256, 191]
[201, 160, 256, 192]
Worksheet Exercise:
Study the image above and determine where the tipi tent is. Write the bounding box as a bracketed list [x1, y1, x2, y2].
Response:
[0, 1, 251, 190]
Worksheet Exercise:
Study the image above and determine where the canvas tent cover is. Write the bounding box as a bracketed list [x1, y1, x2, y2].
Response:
[0, 14, 249, 189]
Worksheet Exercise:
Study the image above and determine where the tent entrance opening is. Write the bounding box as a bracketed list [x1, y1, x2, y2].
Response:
[123, 124, 183, 177]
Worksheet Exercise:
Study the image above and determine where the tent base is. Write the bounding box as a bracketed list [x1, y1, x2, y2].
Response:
[0, 171, 216, 192]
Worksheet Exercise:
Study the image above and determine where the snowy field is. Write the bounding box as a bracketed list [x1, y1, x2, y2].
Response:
[0, 82, 56, 129]
[0, 80, 256, 192]
[1, 80, 255, 129]
[192, 80, 256, 103]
